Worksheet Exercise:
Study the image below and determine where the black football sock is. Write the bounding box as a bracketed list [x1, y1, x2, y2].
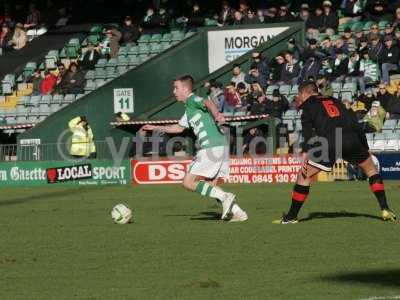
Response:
[286, 184, 310, 220]
[369, 174, 389, 210]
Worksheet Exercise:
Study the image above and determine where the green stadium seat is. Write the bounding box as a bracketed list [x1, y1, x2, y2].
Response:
[160, 33, 172, 42]
[94, 69, 106, 79]
[29, 95, 41, 106]
[41, 95, 52, 103]
[128, 46, 139, 55]
[160, 41, 172, 51]
[171, 31, 184, 42]
[106, 68, 117, 79]
[84, 80, 96, 92]
[64, 94, 76, 103]
[87, 35, 100, 45]
[95, 58, 107, 70]
[52, 94, 64, 104]
[50, 103, 62, 113]
[150, 43, 162, 54]
[118, 46, 129, 56]
[117, 56, 129, 66]
[150, 34, 162, 43]
[138, 34, 151, 44]
[138, 44, 150, 55]
[85, 70, 95, 80]
[128, 56, 140, 67]
[95, 78, 106, 87]
[90, 25, 103, 34]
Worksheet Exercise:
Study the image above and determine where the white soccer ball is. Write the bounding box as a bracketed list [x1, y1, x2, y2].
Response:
[111, 204, 132, 224]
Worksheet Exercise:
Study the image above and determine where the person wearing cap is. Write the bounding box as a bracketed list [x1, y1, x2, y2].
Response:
[121, 16, 140, 45]
[287, 37, 303, 61]
[243, 9, 262, 24]
[384, 22, 395, 38]
[367, 23, 382, 43]
[68, 116, 96, 158]
[333, 37, 349, 55]
[356, 36, 369, 53]
[302, 38, 325, 60]
[265, 89, 289, 120]
[359, 50, 380, 93]
[11, 22, 27, 50]
[365, 0, 388, 23]
[342, 27, 357, 52]
[299, 4, 310, 22]
[379, 35, 400, 84]
[321, 0, 338, 35]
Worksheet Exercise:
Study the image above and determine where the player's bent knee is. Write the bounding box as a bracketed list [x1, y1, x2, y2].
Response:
[182, 175, 197, 191]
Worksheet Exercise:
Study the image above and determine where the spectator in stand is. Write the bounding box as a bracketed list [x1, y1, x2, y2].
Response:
[376, 83, 398, 117]
[231, 64, 247, 88]
[207, 80, 225, 112]
[299, 4, 310, 23]
[287, 37, 303, 61]
[383, 23, 395, 40]
[333, 37, 349, 55]
[277, 5, 296, 22]
[80, 42, 101, 70]
[158, 7, 171, 32]
[321, 1, 339, 36]
[251, 51, 269, 78]
[40, 70, 57, 95]
[0, 23, 11, 53]
[237, 82, 251, 109]
[121, 16, 140, 45]
[269, 54, 285, 83]
[280, 51, 300, 85]
[321, 36, 335, 57]
[62, 62, 85, 94]
[30, 69, 43, 96]
[306, 6, 324, 39]
[299, 56, 321, 83]
[362, 100, 386, 132]
[11, 23, 27, 50]
[53, 63, 68, 94]
[265, 89, 289, 121]
[24, 4, 41, 29]
[357, 36, 369, 54]
[358, 88, 377, 111]
[365, 1, 389, 23]
[332, 48, 349, 82]
[379, 35, 400, 84]
[218, 1, 234, 26]
[368, 34, 383, 62]
[367, 23, 382, 42]
[232, 10, 244, 25]
[395, 27, 400, 47]
[249, 89, 267, 115]
[142, 7, 161, 33]
[392, 7, 400, 29]
[359, 49, 380, 92]
[264, 6, 278, 23]
[347, 51, 361, 78]
[342, 27, 357, 52]
[223, 84, 241, 112]
[245, 63, 268, 88]
[302, 38, 324, 60]
[354, 27, 365, 47]
[390, 84, 400, 119]
[243, 126, 265, 154]
[317, 74, 334, 97]
[106, 28, 122, 59]
[187, 2, 205, 29]
[238, 1, 249, 15]
[320, 56, 334, 78]
[340, 0, 363, 25]
[256, 9, 265, 23]
[243, 9, 261, 24]
[351, 96, 369, 120]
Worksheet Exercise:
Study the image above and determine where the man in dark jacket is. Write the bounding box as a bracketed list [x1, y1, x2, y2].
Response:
[332, 48, 349, 81]
[245, 64, 268, 88]
[280, 52, 301, 84]
[379, 35, 400, 84]
[265, 89, 289, 120]
[321, 1, 339, 35]
[121, 16, 140, 45]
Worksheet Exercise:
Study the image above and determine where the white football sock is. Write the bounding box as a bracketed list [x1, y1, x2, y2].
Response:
[209, 186, 227, 202]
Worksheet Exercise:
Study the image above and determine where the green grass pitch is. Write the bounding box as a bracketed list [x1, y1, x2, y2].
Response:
[0, 182, 399, 300]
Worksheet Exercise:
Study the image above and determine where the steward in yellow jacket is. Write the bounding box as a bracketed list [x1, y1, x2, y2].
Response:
[68, 116, 96, 157]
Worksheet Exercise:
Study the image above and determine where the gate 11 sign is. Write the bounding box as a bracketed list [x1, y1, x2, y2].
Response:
[114, 88, 134, 113]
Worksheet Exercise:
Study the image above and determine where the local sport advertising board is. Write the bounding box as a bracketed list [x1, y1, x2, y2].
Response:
[207, 26, 289, 72]
[131, 156, 302, 184]
[0, 160, 130, 186]
[375, 153, 400, 180]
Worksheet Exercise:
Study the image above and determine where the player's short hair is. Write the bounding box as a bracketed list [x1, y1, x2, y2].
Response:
[299, 80, 318, 94]
[175, 75, 194, 90]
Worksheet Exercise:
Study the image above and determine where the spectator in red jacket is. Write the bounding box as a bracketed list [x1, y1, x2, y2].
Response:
[40, 70, 57, 95]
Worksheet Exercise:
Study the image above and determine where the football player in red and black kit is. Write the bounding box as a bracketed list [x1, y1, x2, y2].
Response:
[273, 81, 397, 224]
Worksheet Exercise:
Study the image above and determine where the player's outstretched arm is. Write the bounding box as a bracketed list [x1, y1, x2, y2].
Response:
[141, 124, 185, 134]
[204, 99, 225, 124]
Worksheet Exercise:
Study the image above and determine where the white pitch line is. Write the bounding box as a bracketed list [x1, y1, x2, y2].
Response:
[357, 296, 400, 300]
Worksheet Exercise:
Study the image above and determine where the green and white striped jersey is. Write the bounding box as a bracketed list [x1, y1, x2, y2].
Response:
[178, 94, 228, 149]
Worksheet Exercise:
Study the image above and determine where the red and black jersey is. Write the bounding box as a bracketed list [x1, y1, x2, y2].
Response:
[300, 95, 365, 150]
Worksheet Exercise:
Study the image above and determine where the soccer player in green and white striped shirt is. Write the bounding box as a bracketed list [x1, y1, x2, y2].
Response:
[142, 75, 248, 222]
